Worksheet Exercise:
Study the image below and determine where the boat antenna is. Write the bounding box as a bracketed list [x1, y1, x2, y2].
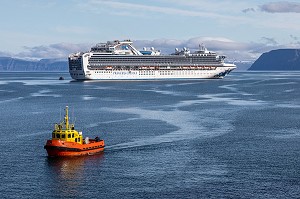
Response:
[65, 106, 69, 129]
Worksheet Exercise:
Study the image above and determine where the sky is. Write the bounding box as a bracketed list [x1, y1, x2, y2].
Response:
[1, 0, 300, 61]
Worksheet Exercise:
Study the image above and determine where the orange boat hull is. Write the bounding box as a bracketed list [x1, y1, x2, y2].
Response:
[44, 139, 105, 157]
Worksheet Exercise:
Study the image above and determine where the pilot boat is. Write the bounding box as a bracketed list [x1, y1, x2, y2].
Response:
[44, 106, 105, 157]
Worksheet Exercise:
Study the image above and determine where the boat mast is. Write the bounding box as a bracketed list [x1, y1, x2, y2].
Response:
[65, 106, 69, 130]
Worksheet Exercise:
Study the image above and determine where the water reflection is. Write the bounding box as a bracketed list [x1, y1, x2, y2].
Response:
[45, 153, 104, 197]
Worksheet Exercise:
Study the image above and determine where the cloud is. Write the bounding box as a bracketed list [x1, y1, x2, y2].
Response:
[82, 0, 244, 22]
[16, 43, 92, 59]
[134, 37, 273, 61]
[260, 1, 300, 13]
[8, 36, 298, 61]
[290, 35, 298, 41]
[134, 37, 300, 60]
[242, 8, 256, 13]
[0, 51, 13, 57]
[261, 37, 278, 46]
[55, 26, 91, 34]
[289, 35, 300, 46]
[84, 0, 205, 17]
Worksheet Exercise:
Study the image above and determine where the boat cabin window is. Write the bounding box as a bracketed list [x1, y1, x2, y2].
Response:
[52, 133, 55, 138]
[75, 138, 77, 142]
[62, 134, 66, 139]
[78, 138, 80, 142]
[68, 134, 71, 138]
[56, 134, 60, 139]
[72, 133, 74, 138]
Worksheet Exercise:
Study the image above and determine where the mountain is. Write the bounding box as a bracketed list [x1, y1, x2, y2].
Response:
[249, 49, 300, 70]
[0, 57, 68, 71]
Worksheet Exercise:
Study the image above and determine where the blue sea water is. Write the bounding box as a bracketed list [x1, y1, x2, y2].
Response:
[0, 71, 300, 198]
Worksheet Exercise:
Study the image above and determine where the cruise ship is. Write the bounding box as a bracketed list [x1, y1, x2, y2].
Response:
[68, 39, 236, 80]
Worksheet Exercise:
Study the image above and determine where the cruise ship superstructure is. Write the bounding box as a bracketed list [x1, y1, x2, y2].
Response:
[68, 39, 236, 80]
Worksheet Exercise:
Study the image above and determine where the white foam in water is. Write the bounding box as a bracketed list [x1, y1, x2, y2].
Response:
[0, 80, 67, 86]
[284, 89, 295, 93]
[275, 103, 300, 108]
[91, 86, 116, 90]
[268, 129, 300, 139]
[84, 118, 139, 128]
[219, 84, 253, 96]
[164, 81, 201, 87]
[0, 81, 9, 85]
[247, 79, 268, 85]
[100, 97, 123, 102]
[145, 89, 183, 96]
[170, 99, 206, 107]
[0, 97, 24, 104]
[172, 93, 267, 108]
[264, 82, 297, 86]
[202, 93, 267, 106]
[31, 111, 44, 115]
[82, 95, 96, 101]
[31, 89, 61, 98]
[219, 84, 239, 92]
[176, 81, 204, 86]
[104, 107, 233, 150]
[0, 89, 14, 93]
[16, 130, 49, 138]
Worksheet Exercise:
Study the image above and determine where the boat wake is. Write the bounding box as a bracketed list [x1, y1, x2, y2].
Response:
[103, 107, 234, 151]
[85, 118, 140, 128]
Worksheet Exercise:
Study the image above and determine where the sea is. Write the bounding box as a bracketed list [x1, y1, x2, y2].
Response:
[0, 71, 300, 199]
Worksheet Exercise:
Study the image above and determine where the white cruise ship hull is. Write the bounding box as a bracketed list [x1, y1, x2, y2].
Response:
[69, 65, 236, 80]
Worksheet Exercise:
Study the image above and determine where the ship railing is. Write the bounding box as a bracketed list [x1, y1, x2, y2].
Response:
[87, 62, 222, 68]
[87, 65, 221, 71]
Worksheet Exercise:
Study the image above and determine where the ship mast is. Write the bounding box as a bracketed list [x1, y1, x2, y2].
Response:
[65, 106, 69, 130]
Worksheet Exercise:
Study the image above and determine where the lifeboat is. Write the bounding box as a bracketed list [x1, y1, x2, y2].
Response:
[44, 106, 105, 157]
